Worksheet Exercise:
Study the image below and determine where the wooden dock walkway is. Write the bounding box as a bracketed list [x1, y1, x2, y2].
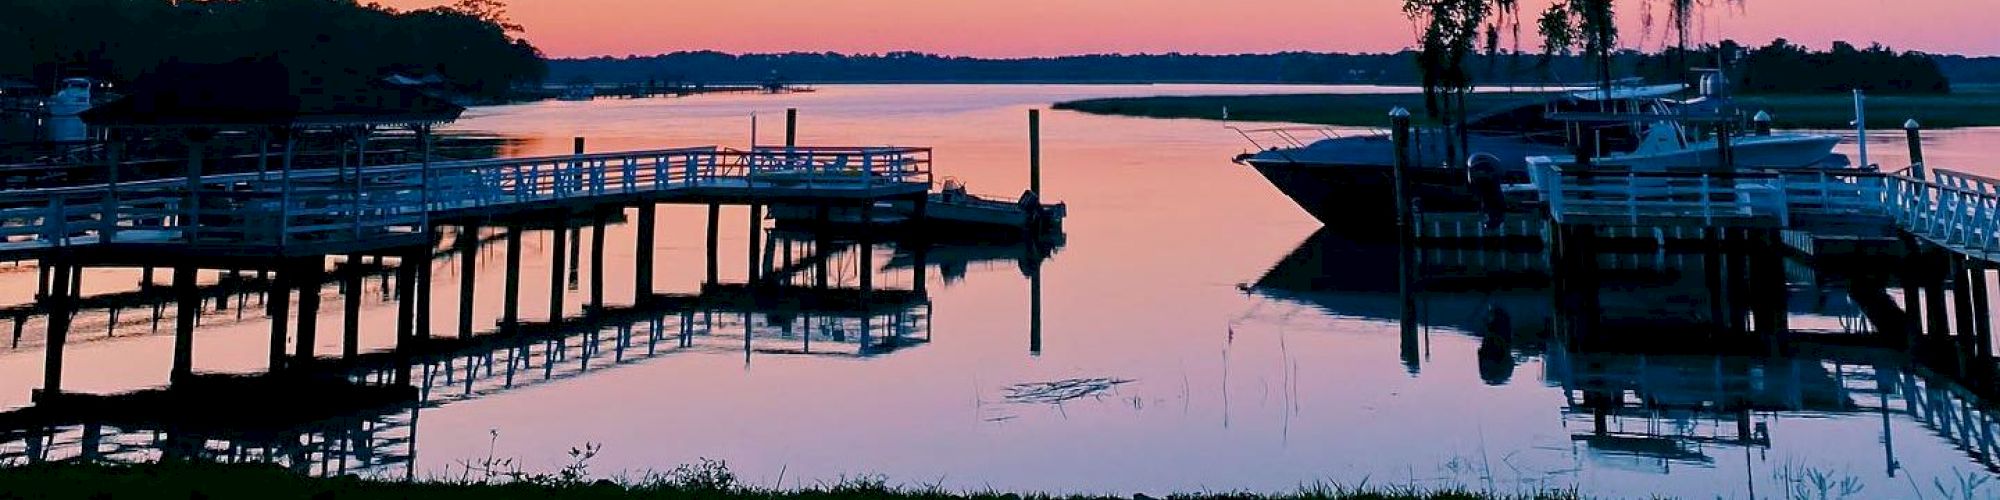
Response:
[0, 145, 933, 260]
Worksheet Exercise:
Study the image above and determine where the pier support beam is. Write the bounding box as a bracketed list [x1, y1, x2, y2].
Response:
[1926, 252, 1953, 344]
[503, 225, 523, 330]
[416, 243, 433, 340]
[590, 211, 607, 311]
[1971, 263, 1993, 361]
[267, 264, 292, 370]
[705, 204, 721, 285]
[394, 252, 417, 386]
[748, 204, 764, 284]
[1957, 257, 1979, 349]
[40, 259, 73, 397]
[459, 226, 479, 339]
[172, 265, 198, 383]
[296, 258, 323, 363]
[342, 255, 362, 360]
[635, 206, 656, 299]
[550, 221, 568, 321]
[859, 203, 874, 292]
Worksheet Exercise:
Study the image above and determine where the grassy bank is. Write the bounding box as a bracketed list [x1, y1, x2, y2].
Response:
[0, 462, 1582, 500]
[1051, 85, 2000, 129]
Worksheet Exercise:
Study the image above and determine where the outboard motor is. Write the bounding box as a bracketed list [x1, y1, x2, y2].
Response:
[1467, 153, 1505, 229]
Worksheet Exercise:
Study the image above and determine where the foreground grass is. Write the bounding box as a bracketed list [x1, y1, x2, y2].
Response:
[1051, 86, 2000, 129]
[0, 462, 1584, 500]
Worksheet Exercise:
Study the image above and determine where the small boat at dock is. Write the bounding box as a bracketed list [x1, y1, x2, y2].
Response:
[768, 179, 1065, 239]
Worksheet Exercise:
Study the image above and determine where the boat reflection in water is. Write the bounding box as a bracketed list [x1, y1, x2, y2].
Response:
[1249, 229, 2000, 476]
[0, 222, 1060, 477]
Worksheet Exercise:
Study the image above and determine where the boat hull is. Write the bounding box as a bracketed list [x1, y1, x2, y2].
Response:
[1246, 159, 1486, 236]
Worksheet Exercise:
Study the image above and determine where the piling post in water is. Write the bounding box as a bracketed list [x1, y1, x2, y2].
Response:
[748, 204, 764, 284]
[1970, 263, 1993, 360]
[1927, 253, 1953, 343]
[1030, 109, 1042, 197]
[343, 254, 362, 360]
[705, 204, 721, 285]
[393, 252, 417, 387]
[1390, 108, 1413, 234]
[267, 264, 293, 371]
[1956, 257, 1980, 350]
[590, 211, 608, 311]
[1906, 119, 1927, 179]
[859, 203, 875, 293]
[171, 264, 197, 384]
[785, 108, 798, 150]
[635, 206, 657, 299]
[40, 258, 72, 397]
[458, 226, 479, 339]
[1753, 111, 1773, 137]
[502, 225, 524, 330]
[296, 258, 323, 363]
[549, 221, 568, 321]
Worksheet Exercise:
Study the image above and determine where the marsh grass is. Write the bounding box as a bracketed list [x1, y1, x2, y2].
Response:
[0, 456, 1588, 500]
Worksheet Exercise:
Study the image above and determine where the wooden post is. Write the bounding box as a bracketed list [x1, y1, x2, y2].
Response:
[748, 204, 764, 283]
[41, 259, 72, 397]
[172, 264, 198, 383]
[1957, 257, 1980, 348]
[1927, 253, 1953, 342]
[550, 221, 568, 321]
[1389, 108, 1414, 234]
[458, 226, 479, 338]
[1907, 119, 1927, 179]
[859, 203, 874, 292]
[267, 263, 292, 371]
[343, 254, 362, 360]
[296, 258, 323, 363]
[1902, 236, 1926, 341]
[635, 206, 657, 298]
[503, 225, 524, 329]
[1029, 257, 1042, 356]
[1030, 109, 1042, 197]
[1972, 263, 1993, 360]
[1753, 110, 1773, 137]
[785, 108, 798, 153]
[415, 250, 433, 339]
[705, 203, 721, 284]
[395, 252, 417, 351]
[590, 211, 607, 311]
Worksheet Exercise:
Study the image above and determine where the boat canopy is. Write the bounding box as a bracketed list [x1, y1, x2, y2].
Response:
[1568, 84, 1686, 102]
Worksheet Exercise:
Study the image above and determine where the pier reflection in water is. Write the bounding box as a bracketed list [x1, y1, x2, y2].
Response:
[1252, 229, 2000, 480]
[0, 211, 1057, 478]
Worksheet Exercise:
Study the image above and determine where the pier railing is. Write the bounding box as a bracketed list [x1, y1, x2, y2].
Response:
[1530, 162, 1791, 228]
[0, 146, 932, 256]
[1886, 168, 2000, 255]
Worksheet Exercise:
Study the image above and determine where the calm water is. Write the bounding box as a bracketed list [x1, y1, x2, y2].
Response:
[6, 84, 2000, 499]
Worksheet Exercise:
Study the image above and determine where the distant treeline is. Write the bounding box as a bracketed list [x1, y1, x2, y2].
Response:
[1635, 39, 1952, 94]
[551, 42, 1999, 93]
[0, 0, 545, 98]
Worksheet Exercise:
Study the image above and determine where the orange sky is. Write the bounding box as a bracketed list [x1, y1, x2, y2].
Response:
[379, 0, 1996, 58]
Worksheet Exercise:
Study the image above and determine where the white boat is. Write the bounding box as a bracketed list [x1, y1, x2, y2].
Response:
[45, 78, 92, 142]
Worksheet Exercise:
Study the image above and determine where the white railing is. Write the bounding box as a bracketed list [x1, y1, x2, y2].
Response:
[1889, 168, 2000, 254]
[0, 146, 933, 254]
[1530, 160, 1791, 227]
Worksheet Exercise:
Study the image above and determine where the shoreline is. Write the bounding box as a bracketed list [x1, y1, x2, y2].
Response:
[1051, 87, 2000, 130]
[0, 462, 1581, 500]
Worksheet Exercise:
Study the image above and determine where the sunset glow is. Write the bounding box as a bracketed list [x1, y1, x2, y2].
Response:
[380, 0, 1997, 57]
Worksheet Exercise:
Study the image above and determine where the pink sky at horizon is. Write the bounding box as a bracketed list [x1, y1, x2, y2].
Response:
[380, 0, 1996, 58]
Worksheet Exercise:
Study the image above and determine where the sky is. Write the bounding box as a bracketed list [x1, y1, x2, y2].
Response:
[378, 0, 1997, 58]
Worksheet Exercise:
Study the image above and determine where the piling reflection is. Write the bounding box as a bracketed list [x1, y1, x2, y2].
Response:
[0, 212, 1060, 477]
[1249, 228, 2000, 477]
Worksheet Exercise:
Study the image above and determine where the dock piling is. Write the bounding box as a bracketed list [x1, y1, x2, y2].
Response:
[550, 221, 568, 321]
[590, 211, 607, 311]
[296, 258, 323, 363]
[502, 225, 524, 330]
[343, 254, 362, 360]
[1907, 119, 1927, 179]
[41, 258, 72, 397]
[171, 264, 197, 383]
[748, 205, 764, 283]
[458, 226, 479, 339]
[267, 265, 292, 370]
[705, 204, 721, 285]
[636, 206, 656, 298]
[1030, 109, 1042, 197]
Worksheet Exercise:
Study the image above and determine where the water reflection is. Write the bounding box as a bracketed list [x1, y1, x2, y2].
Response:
[1248, 229, 2000, 486]
[0, 215, 1059, 477]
